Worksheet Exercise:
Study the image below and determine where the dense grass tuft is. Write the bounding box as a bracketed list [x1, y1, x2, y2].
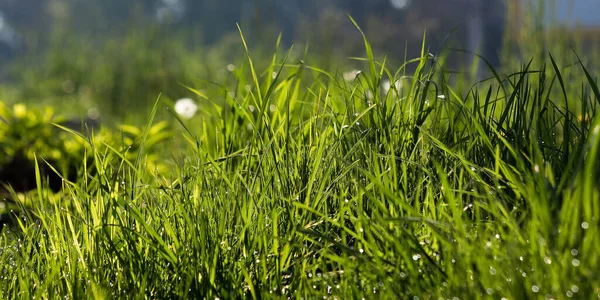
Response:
[1, 27, 600, 299]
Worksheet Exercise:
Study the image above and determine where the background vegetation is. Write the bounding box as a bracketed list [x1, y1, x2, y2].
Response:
[0, 0, 599, 298]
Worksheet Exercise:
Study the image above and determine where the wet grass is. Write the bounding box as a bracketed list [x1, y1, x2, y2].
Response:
[1, 26, 600, 299]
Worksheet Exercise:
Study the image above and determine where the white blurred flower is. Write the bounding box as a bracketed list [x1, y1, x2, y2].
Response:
[382, 79, 403, 94]
[343, 70, 361, 81]
[382, 80, 391, 93]
[227, 64, 236, 72]
[174, 98, 198, 119]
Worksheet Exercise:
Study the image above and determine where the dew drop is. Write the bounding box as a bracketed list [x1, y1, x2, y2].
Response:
[566, 291, 573, 297]
[571, 285, 579, 293]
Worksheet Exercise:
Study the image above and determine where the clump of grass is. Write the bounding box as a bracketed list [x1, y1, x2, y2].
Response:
[1, 23, 599, 299]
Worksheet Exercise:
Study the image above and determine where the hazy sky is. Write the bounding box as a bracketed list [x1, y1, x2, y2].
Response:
[554, 0, 600, 26]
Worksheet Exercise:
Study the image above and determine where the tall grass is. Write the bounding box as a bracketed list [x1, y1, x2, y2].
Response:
[1, 22, 600, 299]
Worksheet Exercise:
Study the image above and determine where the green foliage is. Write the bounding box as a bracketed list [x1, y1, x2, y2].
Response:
[0, 101, 172, 200]
[0, 102, 88, 169]
[10, 29, 210, 123]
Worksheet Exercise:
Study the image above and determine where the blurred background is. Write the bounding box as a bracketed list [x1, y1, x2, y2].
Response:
[0, 0, 598, 122]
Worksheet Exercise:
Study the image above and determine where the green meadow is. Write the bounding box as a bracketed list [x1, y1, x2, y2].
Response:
[1, 8, 600, 299]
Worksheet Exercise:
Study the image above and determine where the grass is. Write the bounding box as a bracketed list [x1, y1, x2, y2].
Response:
[1, 23, 600, 299]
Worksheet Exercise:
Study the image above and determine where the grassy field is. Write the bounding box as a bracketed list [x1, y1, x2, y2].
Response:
[1, 20, 600, 298]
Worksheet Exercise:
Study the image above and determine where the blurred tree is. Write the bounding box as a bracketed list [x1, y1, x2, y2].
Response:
[284, 0, 505, 68]
[0, 0, 48, 30]
[0, 0, 507, 70]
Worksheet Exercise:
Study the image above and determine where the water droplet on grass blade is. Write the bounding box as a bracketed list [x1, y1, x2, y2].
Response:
[566, 291, 573, 297]
[572, 259, 580, 266]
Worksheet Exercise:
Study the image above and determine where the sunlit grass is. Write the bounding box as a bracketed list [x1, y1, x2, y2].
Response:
[1, 23, 600, 299]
